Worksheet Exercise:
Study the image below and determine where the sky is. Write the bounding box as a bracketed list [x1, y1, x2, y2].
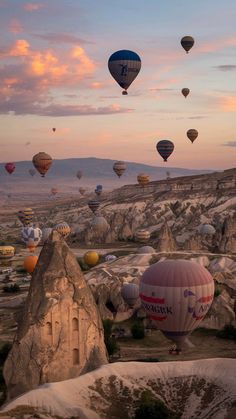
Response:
[0, 0, 236, 169]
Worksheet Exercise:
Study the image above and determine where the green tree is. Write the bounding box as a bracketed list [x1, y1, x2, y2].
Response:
[134, 391, 176, 419]
[103, 319, 119, 356]
[131, 321, 145, 339]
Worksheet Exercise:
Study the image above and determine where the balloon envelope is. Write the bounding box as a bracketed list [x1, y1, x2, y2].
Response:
[198, 224, 216, 236]
[140, 259, 214, 349]
[137, 173, 150, 187]
[113, 161, 126, 178]
[108, 50, 141, 94]
[121, 282, 139, 307]
[0, 246, 15, 259]
[79, 187, 86, 196]
[41, 227, 52, 244]
[18, 208, 34, 226]
[88, 200, 100, 214]
[21, 227, 42, 251]
[187, 129, 198, 143]
[5, 163, 15, 175]
[84, 251, 99, 266]
[29, 168, 36, 177]
[156, 140, 174, 162]
[32, 152, 52, 177]
[181, 36, 194, 53]
[76, 170, 83, 180]
[24, 255, 38, 274]
[91, 216, 109, 234]
[135, 229, 150, 243]
[105, 254, 117, 262]
[54, 222, 71, 238]
[182, 88, 190, 98]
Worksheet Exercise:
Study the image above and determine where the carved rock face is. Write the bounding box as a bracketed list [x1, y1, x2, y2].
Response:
[3, 231, 108, 400]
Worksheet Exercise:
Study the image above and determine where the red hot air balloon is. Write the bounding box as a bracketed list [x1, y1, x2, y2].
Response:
[5, 163, 15, 174]
[140, 259, 214, 351]
[156, 140, 174, 162]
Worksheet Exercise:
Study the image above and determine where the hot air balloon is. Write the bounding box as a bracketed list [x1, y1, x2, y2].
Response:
[108, 50, 141, 95]
[198, 224, 216, 236]
[24, 255, 38, 274]
[41, 227, 52, 244]
[138, 246, 155, 254]
[137, 173, 150, 187]
[156, 140, 174, 162]
[0, 246, 15, 259]
[32, 152, 52, 177]
[88, 200, 100, 214]
[187, 129, 198, 143]
[113, 161, 126, 178]
[181, 36, 194, 53]
[76, 170, 83, 180]
[105, 254, 117, 262]
[29, 168, 36, 177]
[95, 184, 103, 196]
[54, 222, 71, 238]
[5, 163, 15, 175]
[17, 208, 34, 226]
[79, 187, 86, 196]
[139, 259, 214, 351]
[182, 88, 190, 98]
[52, 128, 56, 132]
[91, 216, 109, 234]
[135, 229, 151, 243]
[166, 171, 171, 179]
[121, 282, 139, 307]
[21, 226, 42, 252]
[51, 187, 58, 196]
[84, 251, 99, 266]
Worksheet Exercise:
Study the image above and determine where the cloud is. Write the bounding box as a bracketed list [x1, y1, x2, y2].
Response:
[33, 32, 93, 45]
[197, 36, 236, 54]
[220, 96, 236, 112]
[214, 65, 236, 72]
[9, 19, 23, 34]
[23, 3, 44, 12]
[0, 39, 30, 57]
[222, 141, 236, 147]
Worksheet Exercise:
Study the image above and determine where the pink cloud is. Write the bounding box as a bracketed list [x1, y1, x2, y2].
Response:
[196, 36, 236, 54]
[220, 96, 236, 112]
[9, 19, 23, 34]
[23, 3, 44, 12]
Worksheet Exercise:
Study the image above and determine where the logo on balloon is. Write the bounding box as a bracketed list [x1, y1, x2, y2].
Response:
[140, 293, 173, 321]
[184, 289, 214, 321]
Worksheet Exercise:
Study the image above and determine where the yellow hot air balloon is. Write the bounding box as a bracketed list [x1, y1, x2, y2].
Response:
[24, 255, 38, 274]
[84, 251, 99, 266]
[32, 152, 52, 177]
[0, 246, 15, 259]
[187, 129, 198, 143]
[137, 173, 150, 187]
[54, 222, 71, 238]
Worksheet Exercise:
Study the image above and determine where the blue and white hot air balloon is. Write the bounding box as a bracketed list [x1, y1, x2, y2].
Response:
[108, 50, 141, 95]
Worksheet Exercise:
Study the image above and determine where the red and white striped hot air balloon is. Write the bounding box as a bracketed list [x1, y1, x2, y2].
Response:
[139, 259, 214, 351]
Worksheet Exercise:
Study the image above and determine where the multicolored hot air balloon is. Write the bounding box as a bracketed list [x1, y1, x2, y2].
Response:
[182, 88, 190, 98]
[29, 168, 36, 177]
[32, 152, 52, 177]
[135, 229, 151, 243]
[156, 140, 174, 162]
[113, 161, 126, 178]
[181, 36, 194, 53]
[17, 208, 34, 226]
[88, 200, 100, 214]
[54, 222, 71, 238]
[105, 254, 117, 262]
[108, 50, 141, 95]
[79, 187, 86, 196]
[121, 282, 139, 307]
[187, 129, 198, 143]
[91, 216, 109, 234]
[0, 246, 15, 259]
[21, 226, 42, 252]
[95, 184, 103, 196]
[137, 173, 150, 187]
[140, 259, 214, 351]
[5, 163, 15, 175]
[76, 170, 83, 180]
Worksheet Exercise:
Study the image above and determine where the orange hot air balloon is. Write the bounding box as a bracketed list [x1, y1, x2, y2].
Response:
[32, 152, 52, 177]
[187, 129, 198, 143]
[84, 251, 99, 266]
[24, 255, 38, 274]
[137, 173, 150, 187]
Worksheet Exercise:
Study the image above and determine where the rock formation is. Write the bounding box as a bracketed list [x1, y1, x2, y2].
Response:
[3, 231, 108, 400]
[153, 221, 176, 251]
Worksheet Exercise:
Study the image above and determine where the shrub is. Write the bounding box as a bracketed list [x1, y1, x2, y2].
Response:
[134, 390, 177, 419]
[214, 286, 221, 297]
[103, 319, 119, 356]
[131, 321, 145, 339]
[3, 283, 20, 293]
[216, 324, 236, 340]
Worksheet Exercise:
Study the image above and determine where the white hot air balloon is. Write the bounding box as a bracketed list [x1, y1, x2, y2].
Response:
[21, 227, 42, 251]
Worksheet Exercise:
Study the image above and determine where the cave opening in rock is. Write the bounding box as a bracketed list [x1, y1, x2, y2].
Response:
[105, 300, 116, 313]
[46, 322, 52, 335]
[72, 317, 79, 331]
[72, 348, 79, 365]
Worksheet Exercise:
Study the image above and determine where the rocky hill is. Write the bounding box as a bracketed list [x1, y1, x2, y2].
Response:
[2, 359, 236, 419]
